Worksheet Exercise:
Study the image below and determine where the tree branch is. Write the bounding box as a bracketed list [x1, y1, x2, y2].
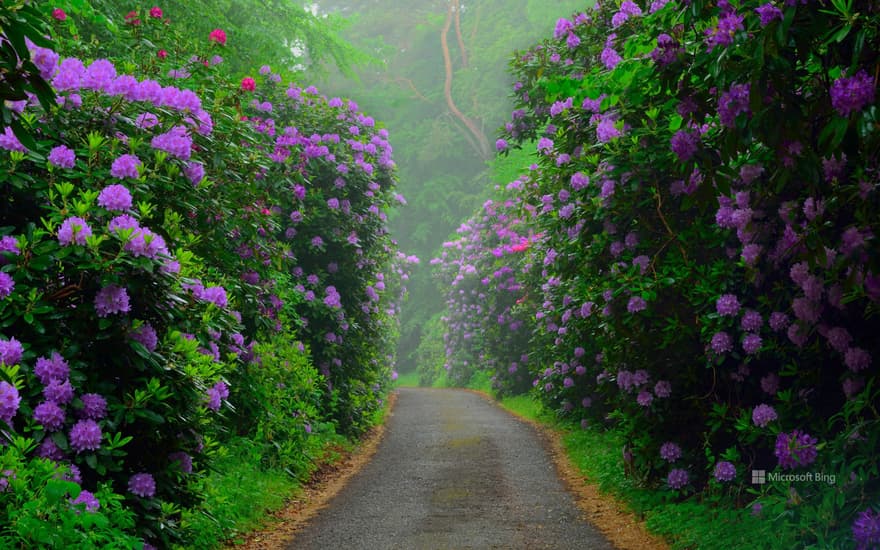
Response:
[453, 0, 468, 68]
[440, 1, 491, 160]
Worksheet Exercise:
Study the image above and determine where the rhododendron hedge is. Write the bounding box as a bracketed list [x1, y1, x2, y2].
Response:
[1, 6, 406, 547]
[436, 0, 878, 545]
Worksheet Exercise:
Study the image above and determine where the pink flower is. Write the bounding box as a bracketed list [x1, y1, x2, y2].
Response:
[124, 10, 141, 25]
[52, 8, 67, 21]
[149, 6, 163, 18]
[208, 28, 227, 45]
[157, 49, 167, 59]
[240, 77, 255, 91]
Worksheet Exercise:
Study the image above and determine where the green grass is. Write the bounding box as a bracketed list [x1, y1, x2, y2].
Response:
[490, 394, 801, 550]
[498, 393, 547, 420]
[394, 369, 420, 387]
[464, 370, 493, 393]
[430, 368, 450, 388]
[179, 438, 301, 548]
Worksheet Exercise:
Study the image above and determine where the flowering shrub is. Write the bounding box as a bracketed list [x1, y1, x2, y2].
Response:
[432, 176, 539, 395]
[436, 0, 879, 544]
[1, 5, 406, 546]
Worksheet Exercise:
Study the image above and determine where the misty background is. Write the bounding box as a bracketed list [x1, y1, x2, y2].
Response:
[313, 0, 585, 370]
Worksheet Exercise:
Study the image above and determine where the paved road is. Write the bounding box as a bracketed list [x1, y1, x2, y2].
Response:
[287, 388, 613, 550]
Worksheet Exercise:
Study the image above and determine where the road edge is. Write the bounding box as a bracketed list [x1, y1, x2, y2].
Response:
[462, 388, 669, 550]
[230, 390, 399, 549]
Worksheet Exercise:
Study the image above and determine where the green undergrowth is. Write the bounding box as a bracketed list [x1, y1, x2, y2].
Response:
[178, 391, 395, 549]
[487, 392, 802, 550]
[178, 433, 348, 548]
[393, 370, 420, 387]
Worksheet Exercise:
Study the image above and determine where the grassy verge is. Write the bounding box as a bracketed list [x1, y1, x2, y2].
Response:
[485, 390, 801, 549]
[393, 369, 420, 387]
[178, 393, 396, 548]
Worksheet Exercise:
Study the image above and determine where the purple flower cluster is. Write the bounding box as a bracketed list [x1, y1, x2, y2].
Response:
[94, 284, 131, 317]
[705, 10, 744, 51]
[752, 404, 777, 428]
[710, 331, 733, 354]
[853, 508, 880, 550]
[0, 338, 23, 367]
[670, 129, 699, 161]
[58, 217, 93, 246]
[0, 273, 12, 300]
[627, 296, 647, 313]
[71, 489, 100, 512]
[128, 472, 156, 498]
[0, 381, 21, 425]
[130, 323, 158, 352]
[651, 34, 682, 67]
[97, 184, 133, 211]
[718, 83, 750, 127]
[69, 419, 102, 453]
[169, 451, 193, 474]
[713, 461, 736, 482]
[80, 393, 107, 420]
[34, 401, 66, 431]
[667, 468, 689, 489]
[324, 286, 342, 309]
[151, 126, 193, 159]
[830, 70, 875, 117]
[206, 381, 229, 412]
[755, 3, 783, 26]
[48, 145, 76, 168]
[0, 127, 27, 152]
[660, 441, 681, 462]
[774, 429, 818, 469]
[110, 154, 142, 179]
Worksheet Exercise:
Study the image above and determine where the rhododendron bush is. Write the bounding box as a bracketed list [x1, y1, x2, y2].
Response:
[436, 0, 878, 545]
[1, 5, 406, 547]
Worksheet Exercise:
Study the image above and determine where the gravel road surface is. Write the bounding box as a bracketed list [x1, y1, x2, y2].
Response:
[287, 387, 614, 549]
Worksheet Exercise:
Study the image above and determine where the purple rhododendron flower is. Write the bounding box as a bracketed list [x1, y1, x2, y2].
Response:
[71, 489, 100, 512]
[853, 508, 880, 550]
[110, 154, 142, 179]
[97, 184, 132, 211]
[774, 430, 818, 469]
[48, 145, 76, 168]
[716, 294, 741, 316]
[184, 162, 205, 185]
[128, 472, 156, 498]
[0, 273, 13, 300]
[169, 451, 193, 474]
[34, 352, 70, 385]
[627, 296, 647, 313]
[34, 401, 66, 431]
[710, 331, 733, 354]
[600, 46, 621, 70]
[130, 323, 158, 352]
[69, 419, 102, 453]
[755, 3, 783, 26]
[58, 217, 92, 246]
[660, 442, 681, 462]
[718, 83, 750, 127]
[667, 468, 689, 489]
[0, 381, 21, 424]
[79, 393, 107, 420]
[151, 125, 192, 159]
[714, 461, 736, 482]
[742, 333, 762, 354]
[830, 70, 875, 117]
[670, 129, 699, 160]
[43, 378, 74, 405]
[94, 285, 130, 317]
[0, 338, 23, 366]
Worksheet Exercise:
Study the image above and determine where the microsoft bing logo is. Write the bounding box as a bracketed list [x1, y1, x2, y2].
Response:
[751, 470, 766, 484]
